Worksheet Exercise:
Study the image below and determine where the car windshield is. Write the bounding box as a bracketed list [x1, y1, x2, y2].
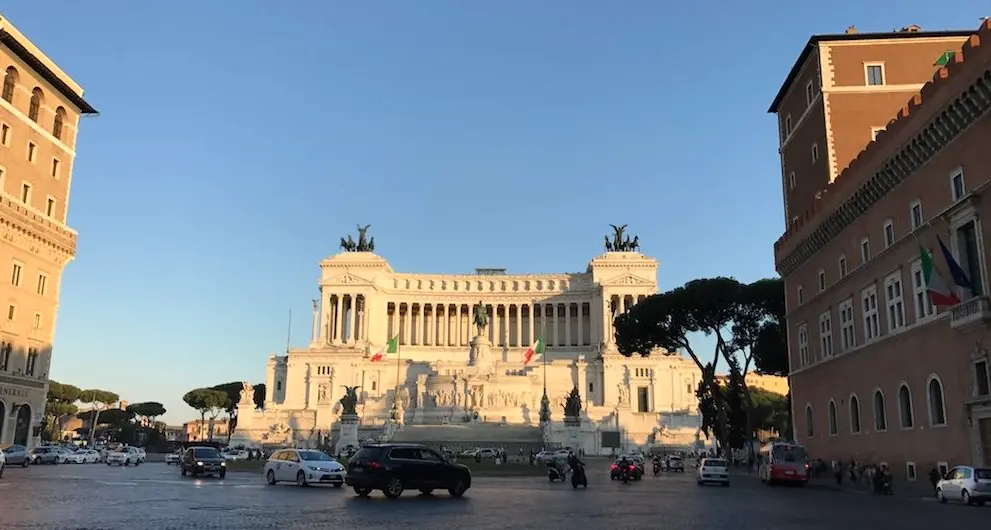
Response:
[299, 450, 332, 462]
[193, 448, 220, 458]
[975, 469, 991, 480]
[771, 445, 807, 463]
[704, 459, 727, 467]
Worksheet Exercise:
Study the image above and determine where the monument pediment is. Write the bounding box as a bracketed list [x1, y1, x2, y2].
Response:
[330, 272, 374, 286]
[602, 273, 653, 287]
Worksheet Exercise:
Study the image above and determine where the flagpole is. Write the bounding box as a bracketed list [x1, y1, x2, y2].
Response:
[395, 336, 402, 392]
[285, 309, 293, 354]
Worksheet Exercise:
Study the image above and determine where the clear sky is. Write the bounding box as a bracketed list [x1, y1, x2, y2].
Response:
[3, 2, 987, 424]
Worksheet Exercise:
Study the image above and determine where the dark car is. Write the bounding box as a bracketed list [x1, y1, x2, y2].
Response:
[180, 446, 227, 479]
[345, 443, 471, 499]
[610, 458, 643, 481]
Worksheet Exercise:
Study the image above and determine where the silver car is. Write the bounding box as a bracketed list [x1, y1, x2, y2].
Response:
[937, 466, 991, 506]
[1, 445, 31, 467]
[31, 446, 60, 465]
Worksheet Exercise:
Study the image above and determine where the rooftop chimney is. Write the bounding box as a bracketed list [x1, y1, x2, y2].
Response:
[897, 24, 922, 32]
[845, 25, 858, 34]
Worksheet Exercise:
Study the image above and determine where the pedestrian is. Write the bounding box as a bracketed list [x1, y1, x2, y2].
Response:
[929, 466, 941, 494]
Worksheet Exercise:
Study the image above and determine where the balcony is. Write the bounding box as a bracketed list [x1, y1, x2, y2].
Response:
[951, 296, 991, 330]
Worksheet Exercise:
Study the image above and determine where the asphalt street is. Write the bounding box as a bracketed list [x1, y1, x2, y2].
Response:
[0, 462, 984, 530]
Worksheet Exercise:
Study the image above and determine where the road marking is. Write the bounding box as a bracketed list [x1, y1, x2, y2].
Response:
[96, 481, 139, 486]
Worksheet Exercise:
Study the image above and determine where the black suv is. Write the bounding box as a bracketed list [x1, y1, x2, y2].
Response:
[180, 446, 227, 479]
[345, 443, 471, 499]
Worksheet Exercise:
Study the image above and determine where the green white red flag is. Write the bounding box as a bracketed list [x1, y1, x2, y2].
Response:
[920, 245, 961, 308]
[370, 335, 399, 362]
[523, 338, 544, 364]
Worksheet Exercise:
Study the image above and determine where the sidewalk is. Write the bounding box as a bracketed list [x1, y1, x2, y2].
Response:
[805, 475, 936, 498]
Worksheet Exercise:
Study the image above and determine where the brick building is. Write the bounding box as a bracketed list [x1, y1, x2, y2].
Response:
[771, 20, 991, 482]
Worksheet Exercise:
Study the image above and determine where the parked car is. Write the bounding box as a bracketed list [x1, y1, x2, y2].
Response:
[223, 449, 249, 461]
[0, 447, 6, 479]
[180, 446, 227, 479]
[937, 466, 991, 506]
[264, 448, 346, 487]
[1, 445, 32, 467]
[31, 446, 61, 465]
[165, 450, 181, 465]
[106, 446, 143, 466]
[696, 457, 730, 486]
[345, 443, 471, 499]
[65, 449, 101, 464]
[536, 449, 570, 464]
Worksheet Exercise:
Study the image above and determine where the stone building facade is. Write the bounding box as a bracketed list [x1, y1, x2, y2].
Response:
[772, 21, 991, 481]
[0, 16, 96, 448]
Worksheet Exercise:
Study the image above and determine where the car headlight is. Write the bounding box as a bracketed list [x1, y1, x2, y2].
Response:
[221, 462, 226, 467]
[197, 461, 204, 466]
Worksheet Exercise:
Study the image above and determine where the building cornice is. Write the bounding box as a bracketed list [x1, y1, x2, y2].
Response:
[0, 195, 75, 266]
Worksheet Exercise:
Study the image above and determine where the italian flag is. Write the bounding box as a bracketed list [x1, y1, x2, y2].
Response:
[920, 245, 961, 308]
[523, 338, 544, 364]
[370, 335, 399, 362]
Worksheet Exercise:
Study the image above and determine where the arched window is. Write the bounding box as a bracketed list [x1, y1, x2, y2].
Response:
[828, 400, 837, 435]
[927, 375, 947, 426]
[28, 87, 42, 122]
[873, 389, 887, 431]
[1, 66, 16, 102]
[805, 405, 814, 436]
[849, 394, 861, 433]
[53, 107, 66, 140]
[898, 383, 914, 428]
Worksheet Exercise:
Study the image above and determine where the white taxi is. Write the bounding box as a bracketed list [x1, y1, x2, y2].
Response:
[264, 448, 346, 487]
[697, 457, 730, 486]
[65, 449, 101, 464]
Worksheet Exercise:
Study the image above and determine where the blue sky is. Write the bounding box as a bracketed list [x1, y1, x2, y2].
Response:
[4, 2, 987, 424]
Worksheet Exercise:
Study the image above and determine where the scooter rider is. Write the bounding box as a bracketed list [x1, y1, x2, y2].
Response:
[567, 450, 584, 471]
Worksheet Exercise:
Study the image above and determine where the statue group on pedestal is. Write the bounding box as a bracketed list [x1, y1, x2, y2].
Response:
[604, 224, 640, 252]
[563, 386, 582, 417]
[339, 385, 360, 415]
[339, 224, 375, 252]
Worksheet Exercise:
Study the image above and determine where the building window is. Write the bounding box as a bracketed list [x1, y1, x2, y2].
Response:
[861, 238, 871, 263]
[975, 360, 990, 397]
[927, 375, 947, 426]
[6, 304, 15, 321]
[788, 171, 796, 190]
[951, 168, 966, 201]
[797, 323, 809, 367]
[906, 462, 918, 481]
[276, 381, 282, 391]
[27, 142, 36, 163]
[797, 286, 804, 305]
[10, 262, 22, 287]
[784, 115, 792, 136]
[20, 183, 30, 204]
[884, 271, 905, 332]
[811, 143, 819, 163]
[36, 273, 47, 295]
[817, 269, 826, 292]
[589, 382, 594, 393]
[849, 394, 861, 433]
[873, 389, 887, 431]
[51, 158, 60, 179]
[0, 122, 9, 146]
[804, 405, 813, 436]
[883, 220, 895, 248]
[819, 311, 832, 358]
[28, 88, 42, 122]
[954, 219, 984, 296]
[838, 255, 847, 277]
[46, 197, 55, 217]
[0, 167, 5, 189]
[838, 298, 855, 352]
[862, 285, 880, 340]
[910, 200, 923, 231]
[32, 313, 40, 329]
[0, 342, 10, 371]
[637, 386, 650, 412]
[1, 67, 15, 102]
[25, 348, 38, 376]
[827, 400, 837, 435]
[898, 383, 914, 428]
[865, 63, 885, 85]
[910, 260, 935, 321]
[53, 107, 66, 140]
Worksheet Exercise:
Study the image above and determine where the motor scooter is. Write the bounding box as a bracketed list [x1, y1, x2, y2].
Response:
[571, 463, 588, 489]
[652, 459, 661, 476]
[548, 464, 567, 482]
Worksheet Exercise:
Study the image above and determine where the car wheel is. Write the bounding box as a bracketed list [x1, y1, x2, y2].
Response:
[296, 471, 307, 487]
[107, 462, 112, 466]
[353, 486, 372, 497]
[448, 479, 467, 498]
[963, 490, 972, 505]
[383, 476, 404, 498]
[937, 488, 946, 503]
[333, 483, 342, 488]
[21, 460, 28, 468]
[723, 482, 730, 487]
[134, 460, 140, 467]
[697, 481, 703, 486]
[266, 470, 276, 485]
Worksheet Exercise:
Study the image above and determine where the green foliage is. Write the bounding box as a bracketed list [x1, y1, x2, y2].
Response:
[126, 402, 167, 424]
[79, 389, 120, 441]
[252, 384, 266, 408]
[183, 388, 229, 441]
[724, 355, 748, 450]
[695, 363, 724, 442]
[210, 382, 243, 442]
[43, 380, 82, 441]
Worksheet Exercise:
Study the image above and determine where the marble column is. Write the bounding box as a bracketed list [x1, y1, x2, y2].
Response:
[310, 299, 320, 344]
[550, 303, 557, 347]
[348, 295, 358, 344]
[566, 303, 573, 347]
[425, 304, 433, 346]
[528, 303, 535, 343]
[515, 305, 522, 347]
[404, 303, 412, 345]
[577, 303, 585, 347]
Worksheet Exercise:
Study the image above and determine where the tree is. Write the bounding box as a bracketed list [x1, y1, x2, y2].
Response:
[126, 402, 167, 427]
[724, 354, 748, 450]
[43, 381, 81, 441]
[78, 389, 120, 442]
[211, 382, 242, 443]
[182, 388, 228, 441]
[78, 408, 133, 428]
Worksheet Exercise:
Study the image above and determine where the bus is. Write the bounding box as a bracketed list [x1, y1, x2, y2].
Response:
[758, 442, 809, 485]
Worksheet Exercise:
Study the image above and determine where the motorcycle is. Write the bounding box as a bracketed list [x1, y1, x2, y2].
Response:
[621, 464, 636, 484]
[548, 465, 567, 482]
[652, 460, 661, 476]
[571, 464, 588, 489]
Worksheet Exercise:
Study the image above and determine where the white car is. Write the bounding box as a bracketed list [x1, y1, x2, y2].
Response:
[264, 448, 346, 487]
[51, 446, 73, 464]
[223, 450, 249, 461]
[937, 466, 991, 506]
[65, 449, 101, 464]
[165, 451, 181, 465]
[106, 446, 143, 466]
[697, 457, 730, 486]
[536, 449, 570, 464]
